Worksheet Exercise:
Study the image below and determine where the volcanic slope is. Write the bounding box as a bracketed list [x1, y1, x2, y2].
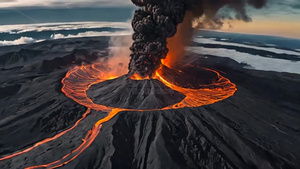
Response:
[87, 75, 185, 110]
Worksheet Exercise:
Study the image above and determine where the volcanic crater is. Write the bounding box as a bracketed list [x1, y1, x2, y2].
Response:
[87, 63, 225, 110]
[87, 76, 185, 110]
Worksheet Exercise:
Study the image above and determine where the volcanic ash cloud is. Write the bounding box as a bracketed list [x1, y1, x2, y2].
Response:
[129, 0, 268, 78]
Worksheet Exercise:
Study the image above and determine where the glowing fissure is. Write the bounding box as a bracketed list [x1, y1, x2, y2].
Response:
[0, 61, 236, 169]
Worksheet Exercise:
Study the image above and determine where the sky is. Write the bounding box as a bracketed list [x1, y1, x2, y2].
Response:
[0, 0, 132, 8]
[0, 0, 299, 38]
[218, 0, 300, 38]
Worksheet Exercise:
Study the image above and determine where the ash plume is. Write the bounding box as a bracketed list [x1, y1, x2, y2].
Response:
[129, 0, 268, 77]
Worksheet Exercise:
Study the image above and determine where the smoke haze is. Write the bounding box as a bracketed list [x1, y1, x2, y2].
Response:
[98, 36, 132, 76]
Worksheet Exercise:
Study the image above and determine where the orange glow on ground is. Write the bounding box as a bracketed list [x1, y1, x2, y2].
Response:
[0, 58, 237, 169]
[129, 72, 150, 80]
[161, 55, 173, 68]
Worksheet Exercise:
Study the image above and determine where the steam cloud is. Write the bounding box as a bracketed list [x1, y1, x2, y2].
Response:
[129, 0, 268, 77]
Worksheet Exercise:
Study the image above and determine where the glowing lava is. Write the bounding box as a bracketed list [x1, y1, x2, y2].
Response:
[0, 59, 236, 169]
[0, 109, 91, 161]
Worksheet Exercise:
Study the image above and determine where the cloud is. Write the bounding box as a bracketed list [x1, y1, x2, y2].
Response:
[0, 36, 43, 46]
[0, 0, 131, 8]
[267, 0, 300, 10]
[0, 0, 17, 2]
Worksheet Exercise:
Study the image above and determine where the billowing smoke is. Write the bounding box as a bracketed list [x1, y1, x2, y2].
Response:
[107, 36, 133, 75]
[129, 0, 268, 77]
[97, 36, 132, 77]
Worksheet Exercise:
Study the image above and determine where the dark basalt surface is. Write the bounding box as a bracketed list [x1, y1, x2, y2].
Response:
[87, 75, 185, 109]
[0, 37, 299, 169]
[159, 64, 220, 89]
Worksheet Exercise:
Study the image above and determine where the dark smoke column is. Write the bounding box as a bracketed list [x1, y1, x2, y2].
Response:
[128, 0, 268, 78]
[129, 0, 187, 78]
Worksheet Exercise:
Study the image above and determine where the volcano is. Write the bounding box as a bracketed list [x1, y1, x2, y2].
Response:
[0, 36, 299, 169]
[87, 65, 228, 110]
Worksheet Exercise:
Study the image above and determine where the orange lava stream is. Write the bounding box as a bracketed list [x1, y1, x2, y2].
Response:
[0, 109, 91, 161]
[0, 61, 236, 169]
[26, 108, 124, 169]
[25, 124, 102, 169]
[155, 67, 237, 109]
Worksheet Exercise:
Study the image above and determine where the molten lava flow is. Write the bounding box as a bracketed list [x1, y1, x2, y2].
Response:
[155, 68, 236, 109]
[130, 72, 151, 80]
[161, 54, 172, 68]
[25, 108, 124, 169]
[0, 109, 91, 161]
[0, 58, 236, 169]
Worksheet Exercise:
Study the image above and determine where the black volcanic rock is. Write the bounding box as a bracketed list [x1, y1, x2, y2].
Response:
[0, 85, 21, 99]
[35, 49, 100, 73]
[87, 75, 185, 109]
[0, 49, 43, 67]
[159, 65, 220, 89]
